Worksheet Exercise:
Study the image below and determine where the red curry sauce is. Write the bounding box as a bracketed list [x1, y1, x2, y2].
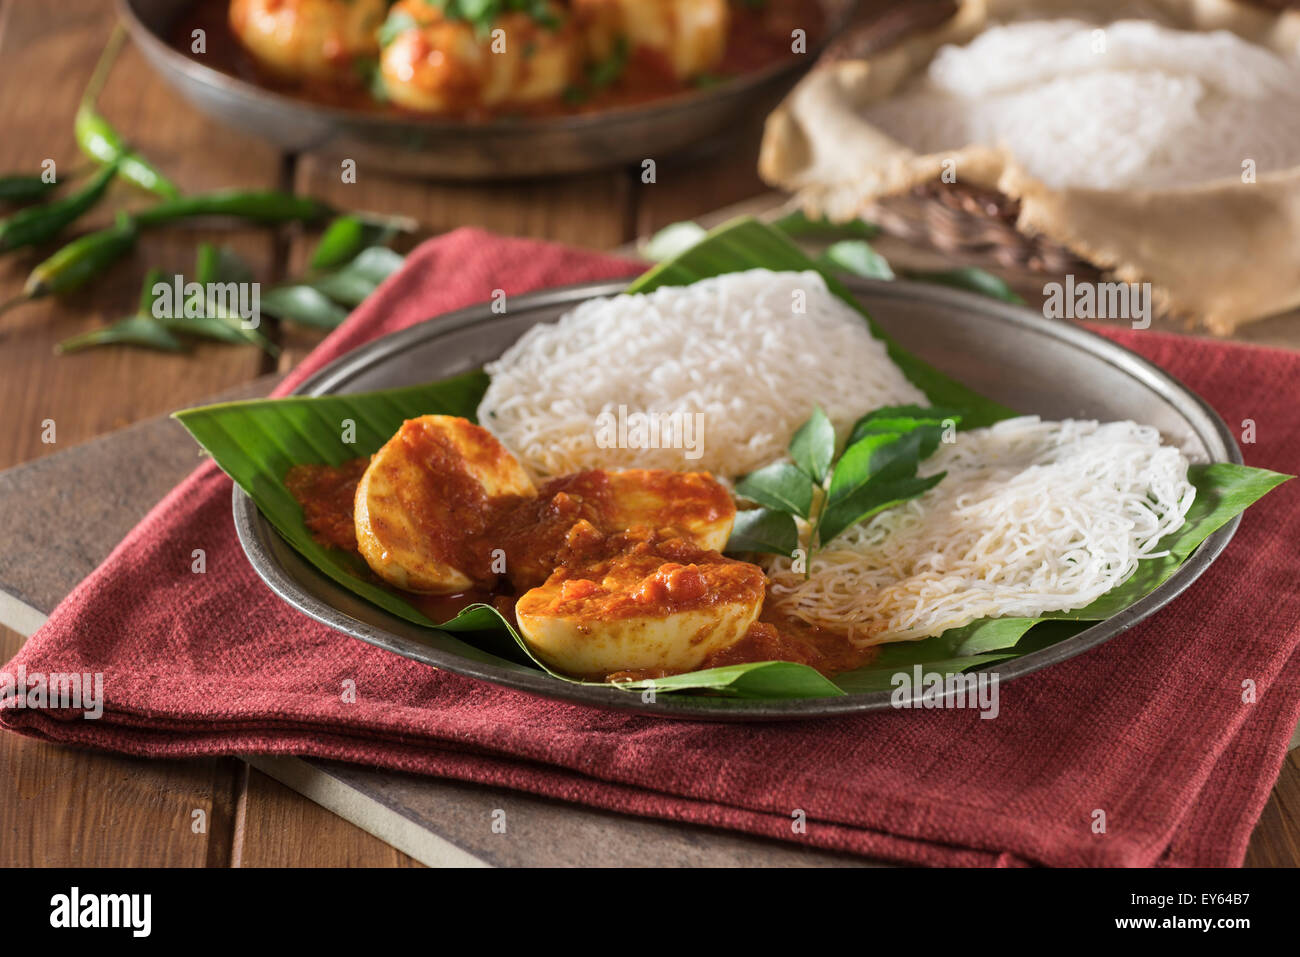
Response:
[284, 456, 877, 681]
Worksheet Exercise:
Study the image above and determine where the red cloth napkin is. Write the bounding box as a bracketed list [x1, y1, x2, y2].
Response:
[3, 228, 1298, 867]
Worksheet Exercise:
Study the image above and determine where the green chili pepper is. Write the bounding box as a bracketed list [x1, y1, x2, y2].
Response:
[3, 190, 333, 313]
[75, 106, 180, 200]
[134, 191, 335, 228]
[137, 265, 166, 316]
[75, 25, 180, 200]
[0, 174, 59, 204]
[20, 212, 139, 300]
[0, 161, 119, 253]
[309, 213, 416, 270]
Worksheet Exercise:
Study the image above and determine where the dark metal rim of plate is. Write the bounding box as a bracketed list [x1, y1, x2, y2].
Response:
[118, 0, 858, 180]
[233, 277, 1242, 721]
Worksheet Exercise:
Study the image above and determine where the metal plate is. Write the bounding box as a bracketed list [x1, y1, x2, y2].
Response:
[119, 0, 854, 180]
[233, 277, 1241, 720]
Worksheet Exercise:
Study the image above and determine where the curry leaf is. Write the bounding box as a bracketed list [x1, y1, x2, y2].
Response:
[261, 245, 404, 328]
[311, 214, 413, 271]
[260, 285, 349, 328]
[725, 508, 799, 557]
[0, 173, 58, 204]
[771, 209, 879, 239]
[818, 473, 945, 546]
[818, 239, 895, 280]
[161, 311, 278, 354]
[56, 315, 183, 354]
[848, 405, 961, 451]
[735, 462, 814, 518]
[788, 404, 834, 482]
[827, 431, 909, 502]
[904, 266, 1025, 304]
[308, 246, 405, 305]
[137, 266, 165, 315]
[157, 244, 276, 354]
[194, 242, 253, 285]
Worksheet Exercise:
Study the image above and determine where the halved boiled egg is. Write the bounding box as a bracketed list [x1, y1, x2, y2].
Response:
[600, 469, 734, 552]
[515, 536, 765, 679]
[493, 468, 736, 591]
[354, 415, 535, 594]
[230, 0, 387, 82]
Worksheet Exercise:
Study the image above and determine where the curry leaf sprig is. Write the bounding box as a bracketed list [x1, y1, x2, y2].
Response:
[725, 405, 960, 565]
[57, 244, 274, 355]
[51, 214, 409, 354]
[257, 213, 412, 330]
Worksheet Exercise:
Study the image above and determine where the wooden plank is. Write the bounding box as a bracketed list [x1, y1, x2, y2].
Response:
[0, 0, 284, 866]
[0, 621, 241, 868]
[234, 766, 421, 867]
[632, 120, 771, 238]
[293, 158, 633, 250]
[1244, 750, 1300, 867]
[0, 0, 282, 471]
[249, 755, 868, 867]
[277, 159, 635, 369]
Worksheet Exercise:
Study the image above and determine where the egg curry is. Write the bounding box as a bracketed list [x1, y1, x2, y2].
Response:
[286, 414, 874, 682]
[203, 0, 822, 118]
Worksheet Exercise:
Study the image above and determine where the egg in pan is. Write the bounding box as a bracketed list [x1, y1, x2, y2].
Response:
[226, 0, 810, 116]
[378, 1, 581, 113]
[228, 0, 389, 81]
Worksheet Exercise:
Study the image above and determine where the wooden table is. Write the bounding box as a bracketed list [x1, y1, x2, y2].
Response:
[0, 0, 1296, 866]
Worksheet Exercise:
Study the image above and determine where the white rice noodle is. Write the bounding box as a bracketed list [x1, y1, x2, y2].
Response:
[861, 19, 1300, 191]
[477, 269, 926, 478]
[766, 416, 1196, 644]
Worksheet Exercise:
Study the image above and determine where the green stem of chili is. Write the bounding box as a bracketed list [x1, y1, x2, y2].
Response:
[0, 161, 119, 253]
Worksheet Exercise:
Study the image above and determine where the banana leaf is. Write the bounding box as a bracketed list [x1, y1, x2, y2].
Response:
[175, 218, 1290, 700]
[628, 217, 1018, 428]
